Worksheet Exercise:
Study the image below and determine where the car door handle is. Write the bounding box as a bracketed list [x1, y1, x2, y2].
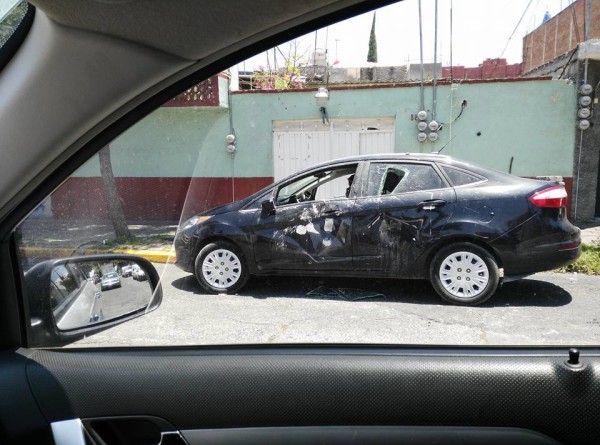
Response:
[322, 209, 342, 216]
[418, 199, 446, 210]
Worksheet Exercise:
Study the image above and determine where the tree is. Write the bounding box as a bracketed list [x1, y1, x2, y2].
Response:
[99, 145, 131, 240]
[252, 40, 309, 90]
[367, 12, 378, 63]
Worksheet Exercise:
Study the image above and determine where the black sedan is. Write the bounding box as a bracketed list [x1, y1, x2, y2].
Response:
[175, 154, 580, 305]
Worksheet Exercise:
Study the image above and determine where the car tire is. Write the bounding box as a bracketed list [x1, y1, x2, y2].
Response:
[430, 243, 499, 306]
[194, 241, 249, 294]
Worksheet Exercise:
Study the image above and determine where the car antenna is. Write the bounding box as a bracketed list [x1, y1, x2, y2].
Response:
[435, 135, 456, 154]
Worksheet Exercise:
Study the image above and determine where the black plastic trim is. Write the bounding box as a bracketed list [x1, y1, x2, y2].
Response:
[181, 426, 561, 445]
[0, 2, 35, 73]
[24, 347, 600, 444]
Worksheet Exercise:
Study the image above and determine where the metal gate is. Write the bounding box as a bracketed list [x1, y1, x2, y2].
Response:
[273, 117, 395, 181]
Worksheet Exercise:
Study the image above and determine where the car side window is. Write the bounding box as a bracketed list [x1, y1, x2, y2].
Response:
[441, 165, 485, 187]
[49, 264, 86, 312]
[275, 166, 356, 206]
[366, 163, 445, 196]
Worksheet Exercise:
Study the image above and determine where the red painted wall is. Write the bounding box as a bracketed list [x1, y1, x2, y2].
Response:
[52, 177, 274, 221]
[564, 177, 574, 219]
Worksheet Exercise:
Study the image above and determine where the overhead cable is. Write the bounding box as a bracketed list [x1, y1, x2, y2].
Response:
[490, 0, 535, 77]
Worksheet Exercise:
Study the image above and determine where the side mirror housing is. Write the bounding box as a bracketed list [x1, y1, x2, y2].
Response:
[24, 254, 162, 347]
[261, 199, 276, 217]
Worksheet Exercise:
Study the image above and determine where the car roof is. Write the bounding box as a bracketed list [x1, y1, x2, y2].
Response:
[306, 152, 453, 167]
[287, 153, 494, 178]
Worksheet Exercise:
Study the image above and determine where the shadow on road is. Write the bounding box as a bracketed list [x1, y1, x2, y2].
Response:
[490, 279, 572, 307]
[170, 275, 573, 307]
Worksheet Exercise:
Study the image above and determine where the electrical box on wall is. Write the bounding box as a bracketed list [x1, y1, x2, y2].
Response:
[577, 83, 593, 131]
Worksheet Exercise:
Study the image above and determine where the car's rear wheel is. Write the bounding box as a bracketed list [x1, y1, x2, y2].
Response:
[430, 243, 499, 306]
[194, 241, 249, 294]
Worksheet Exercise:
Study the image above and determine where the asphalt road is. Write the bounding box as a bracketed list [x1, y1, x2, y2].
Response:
[56, 274, 154, 332]
[94, 276, 154, 320]
[68, 263, 600, 347]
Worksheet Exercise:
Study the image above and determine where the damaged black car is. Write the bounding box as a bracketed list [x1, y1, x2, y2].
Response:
[175, 153, 581, 305]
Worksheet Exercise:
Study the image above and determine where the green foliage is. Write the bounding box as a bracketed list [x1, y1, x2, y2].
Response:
[252, 60, 305, 90]
[367, 12, 378, 63]
[0, 2, 27, 46]
[558, 243, 600, 275]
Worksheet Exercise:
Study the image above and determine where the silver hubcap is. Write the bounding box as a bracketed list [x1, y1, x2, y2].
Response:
[439, 251, 489, 299]
[202, 249, 242, 289]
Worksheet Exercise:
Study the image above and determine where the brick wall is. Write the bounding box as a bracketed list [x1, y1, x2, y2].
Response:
[441, 59, 522, 80]
[523, 0, 600, 74]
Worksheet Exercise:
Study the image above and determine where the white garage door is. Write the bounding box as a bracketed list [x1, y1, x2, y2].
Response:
[273, 117, 395, 181]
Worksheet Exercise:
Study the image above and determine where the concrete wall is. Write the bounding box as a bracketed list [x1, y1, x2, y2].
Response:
[55, 78, 577, 221]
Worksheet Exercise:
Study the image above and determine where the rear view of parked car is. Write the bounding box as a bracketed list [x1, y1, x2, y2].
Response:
[121, 265, 133, 277]
[100, 271, 121, 291]
[175, 154, 580, 305]
[132, 265, 147, 281]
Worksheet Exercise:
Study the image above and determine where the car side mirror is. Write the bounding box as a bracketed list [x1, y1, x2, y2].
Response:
[261, 199, 276, 217]
[24, 254, 162, 347]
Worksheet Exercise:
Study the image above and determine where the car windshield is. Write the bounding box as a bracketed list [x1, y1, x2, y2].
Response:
[13, 0, 600, 348]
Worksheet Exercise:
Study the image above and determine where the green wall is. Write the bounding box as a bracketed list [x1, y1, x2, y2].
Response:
[75, 79, 576, 179]
[231, 79, 576, 178]
[76, 107, 232, 177]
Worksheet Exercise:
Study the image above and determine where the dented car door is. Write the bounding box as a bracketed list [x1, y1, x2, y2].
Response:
[252, 166, 357, 272]
[352, 162, 456, 275]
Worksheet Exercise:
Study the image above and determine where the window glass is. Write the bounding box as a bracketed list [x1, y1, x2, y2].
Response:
[14, 0, 596, 348]
[367, 163, 445, 195]
[0, 0, 32, 72]
[276, 166, 356, 205]
[442, 165, 484, 187]
[0, 1, 27, 47]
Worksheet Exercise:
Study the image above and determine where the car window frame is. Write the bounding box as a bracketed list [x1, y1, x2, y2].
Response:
[364, 160, 451, 197]
[0, 1, 34, 72]
[273, 163, 359, 209]
[437, 163, 488, 188]
[49, 263, 89, 323]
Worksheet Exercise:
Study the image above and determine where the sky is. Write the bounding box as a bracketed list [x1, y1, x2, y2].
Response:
[239, 0, 569, 71]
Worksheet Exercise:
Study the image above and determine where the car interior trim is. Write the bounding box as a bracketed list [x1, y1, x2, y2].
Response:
[50, 419, 86, 445]
[180, 425, 562, 445]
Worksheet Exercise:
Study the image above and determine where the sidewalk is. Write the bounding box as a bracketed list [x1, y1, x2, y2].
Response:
[18, 219, 178, 264]
[577, 221, 600, 245]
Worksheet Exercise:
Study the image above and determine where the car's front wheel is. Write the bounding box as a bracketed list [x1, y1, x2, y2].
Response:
[194, 241, 249, 294]
[430, 243, 499, 306]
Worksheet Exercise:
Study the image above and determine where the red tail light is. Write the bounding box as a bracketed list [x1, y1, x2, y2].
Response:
[529, 186, 567, 208]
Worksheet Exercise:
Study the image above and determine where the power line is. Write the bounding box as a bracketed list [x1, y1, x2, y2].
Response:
[432, 0, 439, 120]
[490, 0, 535, 77]
[418, 0, 425, 112]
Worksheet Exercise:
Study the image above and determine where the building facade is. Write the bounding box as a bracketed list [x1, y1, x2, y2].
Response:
[48, 76, 577, 222]
[522, 0, 600, 220]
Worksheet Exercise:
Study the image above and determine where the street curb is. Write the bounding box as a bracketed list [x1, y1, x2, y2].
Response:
[20, 247, 176, 264]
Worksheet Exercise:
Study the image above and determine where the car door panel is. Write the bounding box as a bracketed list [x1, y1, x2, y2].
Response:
[252, 198, 355, 271]
[353, 190, 455, 276]
[4, 347, 596, 444]
[181, 426, 562, 445]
